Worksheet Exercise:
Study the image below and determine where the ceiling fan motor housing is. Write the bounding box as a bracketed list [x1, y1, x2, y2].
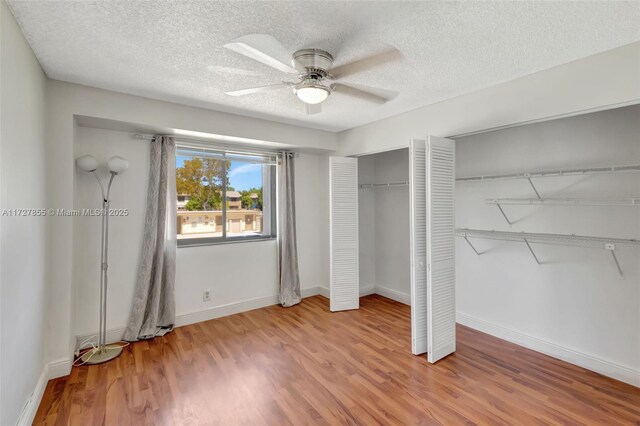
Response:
[292, 49, 334, 75]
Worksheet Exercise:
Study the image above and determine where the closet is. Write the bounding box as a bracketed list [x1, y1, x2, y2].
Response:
[452, 106, 640, 383]
[358, 148, 411, 307]
[329, 137, 456, 363]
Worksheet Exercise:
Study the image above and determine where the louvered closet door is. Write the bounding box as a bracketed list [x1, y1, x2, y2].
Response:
[426, 136, 456, 363]
[329, 157, 359, 312]
[410, 139, 428, 355]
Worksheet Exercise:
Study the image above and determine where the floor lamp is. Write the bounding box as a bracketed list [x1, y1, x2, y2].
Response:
[76, 154, 129, 364]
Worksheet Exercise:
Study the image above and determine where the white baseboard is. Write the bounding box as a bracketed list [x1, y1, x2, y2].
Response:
[326, 283, 408, 302]
[177, 287, 331, 326]
[75, 287, 330, 350]
[75, 327, 127, 350]
[457, 312, 640, 388]
[16, 356, 74, 426]
[176, 294, 280, 328]
[16, 369, 46, 426]
[47, 358, 72, 380]
[373, 285, 411, 305]
[360, 284, 376, 296]
[312, 286, 330, 298]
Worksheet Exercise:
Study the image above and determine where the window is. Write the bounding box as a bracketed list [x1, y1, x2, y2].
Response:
[176, 145, 277, 246]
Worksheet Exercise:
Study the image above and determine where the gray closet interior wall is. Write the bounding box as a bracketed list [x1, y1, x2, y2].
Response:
[358, 148, 411, 302]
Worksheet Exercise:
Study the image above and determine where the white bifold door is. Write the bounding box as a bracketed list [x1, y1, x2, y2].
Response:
[410, 137, 456, 363]
[329, 156, 359, 312]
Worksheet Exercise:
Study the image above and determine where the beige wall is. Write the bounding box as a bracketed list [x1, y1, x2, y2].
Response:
[1, 2, 48, 424]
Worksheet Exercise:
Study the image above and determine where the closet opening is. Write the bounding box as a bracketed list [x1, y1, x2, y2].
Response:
[357, 148, 411, 307]
[330, 137, 456, 362]
[357, 147, 413, 344]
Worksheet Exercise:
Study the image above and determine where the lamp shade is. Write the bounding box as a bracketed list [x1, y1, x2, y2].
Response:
[76, 155, 98, 172]
[107, 156, 129, 173]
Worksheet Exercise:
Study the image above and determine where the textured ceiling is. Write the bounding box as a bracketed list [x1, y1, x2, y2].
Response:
[7, 1, 640, 132]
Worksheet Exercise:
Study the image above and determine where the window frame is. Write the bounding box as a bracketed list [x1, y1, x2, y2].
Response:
[176, 144, 278, 248]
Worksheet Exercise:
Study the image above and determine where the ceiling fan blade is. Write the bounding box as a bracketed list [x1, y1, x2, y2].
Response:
[330, 83, 398, 104]
[207, 65, 262, 77]
[329, 48, 402, 79]
[305, 103, 321, 115]
[224, 34, 298, 74]
[226, 82, 291, 97]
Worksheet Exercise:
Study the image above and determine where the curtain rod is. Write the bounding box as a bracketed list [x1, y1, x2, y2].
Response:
[132, 133, 299, 157]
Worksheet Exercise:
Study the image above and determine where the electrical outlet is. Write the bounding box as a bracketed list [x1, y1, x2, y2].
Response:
[203, 290, 212, 302]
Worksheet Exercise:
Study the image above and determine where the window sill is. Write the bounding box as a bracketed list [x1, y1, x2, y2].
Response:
[177, 236, 276, 248]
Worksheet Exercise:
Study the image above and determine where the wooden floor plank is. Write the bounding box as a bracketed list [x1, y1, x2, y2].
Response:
[34, 295, 640, 425]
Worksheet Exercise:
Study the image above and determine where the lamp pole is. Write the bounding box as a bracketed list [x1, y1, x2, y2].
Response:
[98, 172, 115, 354]
[76, 155, 127, 364]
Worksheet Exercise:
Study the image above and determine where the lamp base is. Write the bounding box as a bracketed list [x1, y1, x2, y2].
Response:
[79, 345, 123, 364]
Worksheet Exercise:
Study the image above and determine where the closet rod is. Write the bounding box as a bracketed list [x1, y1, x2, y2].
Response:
[359, 181, 409, 189]
[486, 198, 640, 206]
[456, 228, 640, 249]
[456, 164, 640, 182]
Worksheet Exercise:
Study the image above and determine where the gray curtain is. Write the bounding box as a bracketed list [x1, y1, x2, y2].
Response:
[124, 136, 177, 341]
[278, 152, 301, 307]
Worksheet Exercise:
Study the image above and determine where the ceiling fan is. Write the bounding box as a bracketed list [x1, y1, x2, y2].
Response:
[223, 34, 401, 114]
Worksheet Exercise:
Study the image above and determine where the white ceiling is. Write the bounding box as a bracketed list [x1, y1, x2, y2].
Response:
[8, 1, 640, 132]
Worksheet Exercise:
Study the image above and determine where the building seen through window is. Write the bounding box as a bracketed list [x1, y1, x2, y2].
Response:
[176, 146, 276, 244]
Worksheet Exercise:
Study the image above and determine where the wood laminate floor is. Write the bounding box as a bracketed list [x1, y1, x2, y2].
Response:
[35, 295, 639, 425]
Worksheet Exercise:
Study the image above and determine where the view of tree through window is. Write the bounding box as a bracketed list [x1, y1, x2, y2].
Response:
[176, 148, 276, 243]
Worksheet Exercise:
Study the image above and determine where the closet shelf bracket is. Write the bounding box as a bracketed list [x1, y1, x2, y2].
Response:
[463, 236, 481, 255]
[523, 238, 541, 265]
[456, 229, 640, 278]
[494, 176, 539, 225]
[605, 243, 624, 278]
[527, 177, 542, 199]
[495, 203, 513, 226]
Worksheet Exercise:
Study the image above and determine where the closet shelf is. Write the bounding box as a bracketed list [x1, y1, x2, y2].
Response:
[486, 198, 640, 206]
[456, 228, 640, 277]
[456, 228, 640, 249]
[359, 181, 408, 189]
[461, 164, 640, 224]
[456, 164, 640, 182]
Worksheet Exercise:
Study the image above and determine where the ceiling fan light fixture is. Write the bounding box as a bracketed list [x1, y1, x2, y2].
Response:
[295, 82, 330, 104]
